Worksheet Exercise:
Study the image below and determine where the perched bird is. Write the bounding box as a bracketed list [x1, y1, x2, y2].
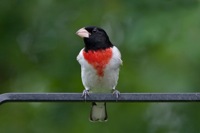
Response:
[76, 26, 122, 122]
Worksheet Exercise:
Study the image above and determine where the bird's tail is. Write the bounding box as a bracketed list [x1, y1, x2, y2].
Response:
[90, 102, 107, 122]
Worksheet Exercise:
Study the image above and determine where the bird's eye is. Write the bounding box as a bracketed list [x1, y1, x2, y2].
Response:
[92, 28, 97, 33]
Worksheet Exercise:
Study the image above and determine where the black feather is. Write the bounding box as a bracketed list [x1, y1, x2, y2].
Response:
[83, 26, 113, 52]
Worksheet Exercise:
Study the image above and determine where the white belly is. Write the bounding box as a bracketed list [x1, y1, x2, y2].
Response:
[81, 63, 120, 93]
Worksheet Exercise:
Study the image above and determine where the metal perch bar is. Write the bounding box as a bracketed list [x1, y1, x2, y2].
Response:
[1, 93, 200, 105]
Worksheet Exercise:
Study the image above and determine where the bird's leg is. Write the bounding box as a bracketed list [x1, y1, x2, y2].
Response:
[112, 89, 120, 99]
[82, 89, 90, 100]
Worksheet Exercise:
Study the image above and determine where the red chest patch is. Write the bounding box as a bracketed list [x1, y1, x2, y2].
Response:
[83, 48, 113, 77]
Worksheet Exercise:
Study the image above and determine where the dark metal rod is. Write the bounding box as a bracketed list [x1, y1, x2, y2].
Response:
[1, 93, 200, 105]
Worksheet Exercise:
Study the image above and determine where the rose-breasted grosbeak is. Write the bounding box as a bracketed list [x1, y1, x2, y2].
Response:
[76, 26, 122, 122]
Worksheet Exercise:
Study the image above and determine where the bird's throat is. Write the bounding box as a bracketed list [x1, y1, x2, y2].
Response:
[83, 48, 113, 77]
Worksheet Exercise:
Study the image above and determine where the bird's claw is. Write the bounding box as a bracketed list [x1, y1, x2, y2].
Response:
[112, 90, 120, 99]
[82, 89, 90, 100]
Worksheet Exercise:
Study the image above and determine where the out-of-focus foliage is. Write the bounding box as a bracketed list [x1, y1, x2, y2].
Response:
[1, 0, 200, 133]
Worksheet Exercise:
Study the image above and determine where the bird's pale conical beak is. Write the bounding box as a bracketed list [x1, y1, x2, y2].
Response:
[76, 28, 90, 38]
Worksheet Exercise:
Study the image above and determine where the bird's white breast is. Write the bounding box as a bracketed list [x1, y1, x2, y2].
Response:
[77, 46, 122, 93]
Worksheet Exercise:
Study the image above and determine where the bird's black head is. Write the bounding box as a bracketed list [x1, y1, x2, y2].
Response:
[76, 26, 113, 52]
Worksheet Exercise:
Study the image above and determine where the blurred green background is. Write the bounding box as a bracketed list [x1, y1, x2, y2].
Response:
[1, 0, 200, 133]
